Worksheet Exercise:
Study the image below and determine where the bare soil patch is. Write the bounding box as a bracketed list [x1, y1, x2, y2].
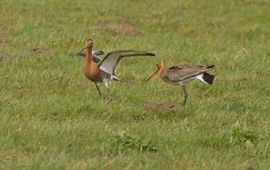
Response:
[95, 20, 141, 36]
[30, 47, 52, 53]
[0, 24, 12, 31]
[115, 21, 141, 36]
[144, 102, 181, 112]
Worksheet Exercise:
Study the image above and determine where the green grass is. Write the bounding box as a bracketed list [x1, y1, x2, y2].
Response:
[0, 0, 270, 169]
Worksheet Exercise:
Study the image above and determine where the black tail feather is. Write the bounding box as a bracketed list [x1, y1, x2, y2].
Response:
[203, 72, 215, 85]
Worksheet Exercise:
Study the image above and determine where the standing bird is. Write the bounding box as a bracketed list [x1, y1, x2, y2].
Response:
[81, 39, 155, 98]
[146, 60, 215, 107]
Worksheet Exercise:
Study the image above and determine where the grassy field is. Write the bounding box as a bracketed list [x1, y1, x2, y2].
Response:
[1, 0, 270, 169]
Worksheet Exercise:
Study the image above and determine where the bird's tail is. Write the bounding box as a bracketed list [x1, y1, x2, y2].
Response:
[202, 72, 215, 84]
[196, 73, 215, 85]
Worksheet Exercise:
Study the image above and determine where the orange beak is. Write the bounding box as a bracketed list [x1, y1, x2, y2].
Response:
[146, 66, 160, 81]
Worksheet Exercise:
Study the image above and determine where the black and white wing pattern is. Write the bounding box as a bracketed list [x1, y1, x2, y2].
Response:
[77, 50, 105, 63]
[98, 50, 155, 75]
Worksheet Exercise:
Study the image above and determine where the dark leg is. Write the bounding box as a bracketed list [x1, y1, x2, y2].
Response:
[181, 85, 188, 107]
[95, 82, 102, 99]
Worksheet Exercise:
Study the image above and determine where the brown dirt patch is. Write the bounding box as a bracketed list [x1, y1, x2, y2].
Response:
[115, 21, 141, 36]
[144, 102, 181, 112]
[30, 47, 51, 53]
[95, 20, 141, 36]
[0, 24, 12, 31]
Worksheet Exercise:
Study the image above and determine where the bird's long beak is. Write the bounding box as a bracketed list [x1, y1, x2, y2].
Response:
[80, 41, 93, 52]
[146, 66, 160, 81]
[79, 47, 86, 52]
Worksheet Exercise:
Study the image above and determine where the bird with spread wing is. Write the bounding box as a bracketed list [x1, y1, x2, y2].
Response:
[79, 39, 155, 98]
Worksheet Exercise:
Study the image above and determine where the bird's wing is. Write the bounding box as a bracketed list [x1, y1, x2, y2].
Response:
[165, 64, 214, 82]
[76, 51, 86, 57]
[93, 50, 105, 56]
[98, 50, 155, 75]
[168, 64, 194, 70]
[76, 50, 105, 63]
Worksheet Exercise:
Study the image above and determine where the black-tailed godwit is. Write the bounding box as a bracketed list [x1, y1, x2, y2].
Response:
[147, 60, 215, 107]
[82, 39, 155, 98]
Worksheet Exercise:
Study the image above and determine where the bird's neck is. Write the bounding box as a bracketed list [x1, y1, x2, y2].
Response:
[160, 64, 166, 77]
[86, 46, 93, 64]
[84, 46, 99, 76]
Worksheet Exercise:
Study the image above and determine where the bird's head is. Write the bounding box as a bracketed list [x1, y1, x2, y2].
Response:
[79, 38, 93, 53]
[146, 60, 165, 81]
[84, 38, 93, 48]
[157, 60, 165, 70]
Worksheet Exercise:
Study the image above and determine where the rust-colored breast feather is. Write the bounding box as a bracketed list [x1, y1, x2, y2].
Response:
[84, 62, 110, 82]
[84, 62, 102, 82]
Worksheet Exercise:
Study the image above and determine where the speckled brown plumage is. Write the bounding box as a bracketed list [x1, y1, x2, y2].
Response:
[147, 60, 215, 107]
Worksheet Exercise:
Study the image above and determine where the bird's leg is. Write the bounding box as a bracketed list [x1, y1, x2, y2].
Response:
[106, 86, 110, 98]
[103, 79, 112, 102]
[181, 85, 188, 107]
[94, 82, 102, 99]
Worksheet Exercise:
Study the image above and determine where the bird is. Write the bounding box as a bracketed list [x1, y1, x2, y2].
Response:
[146, 60, 215, 107]
[81, 39, 155, 98]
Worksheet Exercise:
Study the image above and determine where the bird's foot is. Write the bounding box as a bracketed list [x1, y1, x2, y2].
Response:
[182, 106, 186, 112]
[106, 97, 112, 103]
